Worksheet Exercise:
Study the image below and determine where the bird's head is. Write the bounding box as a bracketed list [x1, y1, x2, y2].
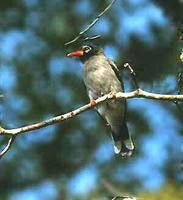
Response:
[67, 44, 103, 62]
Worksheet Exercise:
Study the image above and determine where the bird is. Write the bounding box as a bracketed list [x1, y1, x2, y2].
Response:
[67, 43, 134, 157]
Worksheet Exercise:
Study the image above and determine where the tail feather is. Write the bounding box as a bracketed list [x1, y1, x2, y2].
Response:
[111, 122, 134, 157]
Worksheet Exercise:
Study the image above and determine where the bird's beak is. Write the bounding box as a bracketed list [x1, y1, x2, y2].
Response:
[67, 50, 84, 57]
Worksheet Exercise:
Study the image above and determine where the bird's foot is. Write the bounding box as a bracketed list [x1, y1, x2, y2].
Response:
[108, 91, 117, 99]
[90, 99, 97, 107]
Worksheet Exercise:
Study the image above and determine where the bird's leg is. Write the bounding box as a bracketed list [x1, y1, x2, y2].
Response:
[108, 91, 117, 99]
[90, 99, 97, 107]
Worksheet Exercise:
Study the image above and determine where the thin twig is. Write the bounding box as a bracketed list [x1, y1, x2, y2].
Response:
[111, 196, 137, 200]
[64, 0, 117, 45]
[124, 63, 139, 89]
[82, 34, 101, 42]
[0, 136, 15, 159]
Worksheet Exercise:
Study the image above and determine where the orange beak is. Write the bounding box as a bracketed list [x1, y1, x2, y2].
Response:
[67, 50, 84, 57]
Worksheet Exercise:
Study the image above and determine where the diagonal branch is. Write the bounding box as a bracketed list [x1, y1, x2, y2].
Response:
[1, 89, 183, 137]
[0, 136, 15, 159]
[123, 63, 139, 89]
[64, 0, 117, 45]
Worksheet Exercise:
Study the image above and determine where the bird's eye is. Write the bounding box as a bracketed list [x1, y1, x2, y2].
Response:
[83, 46, 92, 53]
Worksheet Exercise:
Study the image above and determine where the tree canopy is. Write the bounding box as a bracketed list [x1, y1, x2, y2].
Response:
[0, 0, 182, 199]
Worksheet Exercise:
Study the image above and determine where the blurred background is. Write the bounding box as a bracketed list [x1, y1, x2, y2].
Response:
[0, 0, 182, 199]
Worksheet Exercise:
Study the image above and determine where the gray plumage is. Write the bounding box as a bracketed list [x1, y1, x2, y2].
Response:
[68, 44, 134, 157]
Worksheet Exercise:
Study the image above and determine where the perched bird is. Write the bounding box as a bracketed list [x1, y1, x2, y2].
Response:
[67, 44, 134, 157]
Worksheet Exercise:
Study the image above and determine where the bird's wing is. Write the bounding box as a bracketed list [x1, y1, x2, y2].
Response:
[107, 59, 122, 83]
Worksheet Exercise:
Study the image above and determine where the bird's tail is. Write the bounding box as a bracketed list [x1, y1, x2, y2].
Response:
[111, 122, 134, 157]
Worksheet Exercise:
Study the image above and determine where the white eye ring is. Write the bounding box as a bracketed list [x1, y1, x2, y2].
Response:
[83, 46, 92, 53]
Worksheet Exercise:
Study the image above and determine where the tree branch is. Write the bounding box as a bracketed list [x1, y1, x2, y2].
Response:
[123, 63, 139, 89]
[1, 88, 183, 158]
[1, 89, 183, 137]
[0, 136, 15, 159]
[111, 196, 137, 200]
[64, 0, 117, 45]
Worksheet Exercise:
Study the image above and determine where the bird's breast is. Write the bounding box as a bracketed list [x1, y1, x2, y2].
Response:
[83, 62, 122, 99]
